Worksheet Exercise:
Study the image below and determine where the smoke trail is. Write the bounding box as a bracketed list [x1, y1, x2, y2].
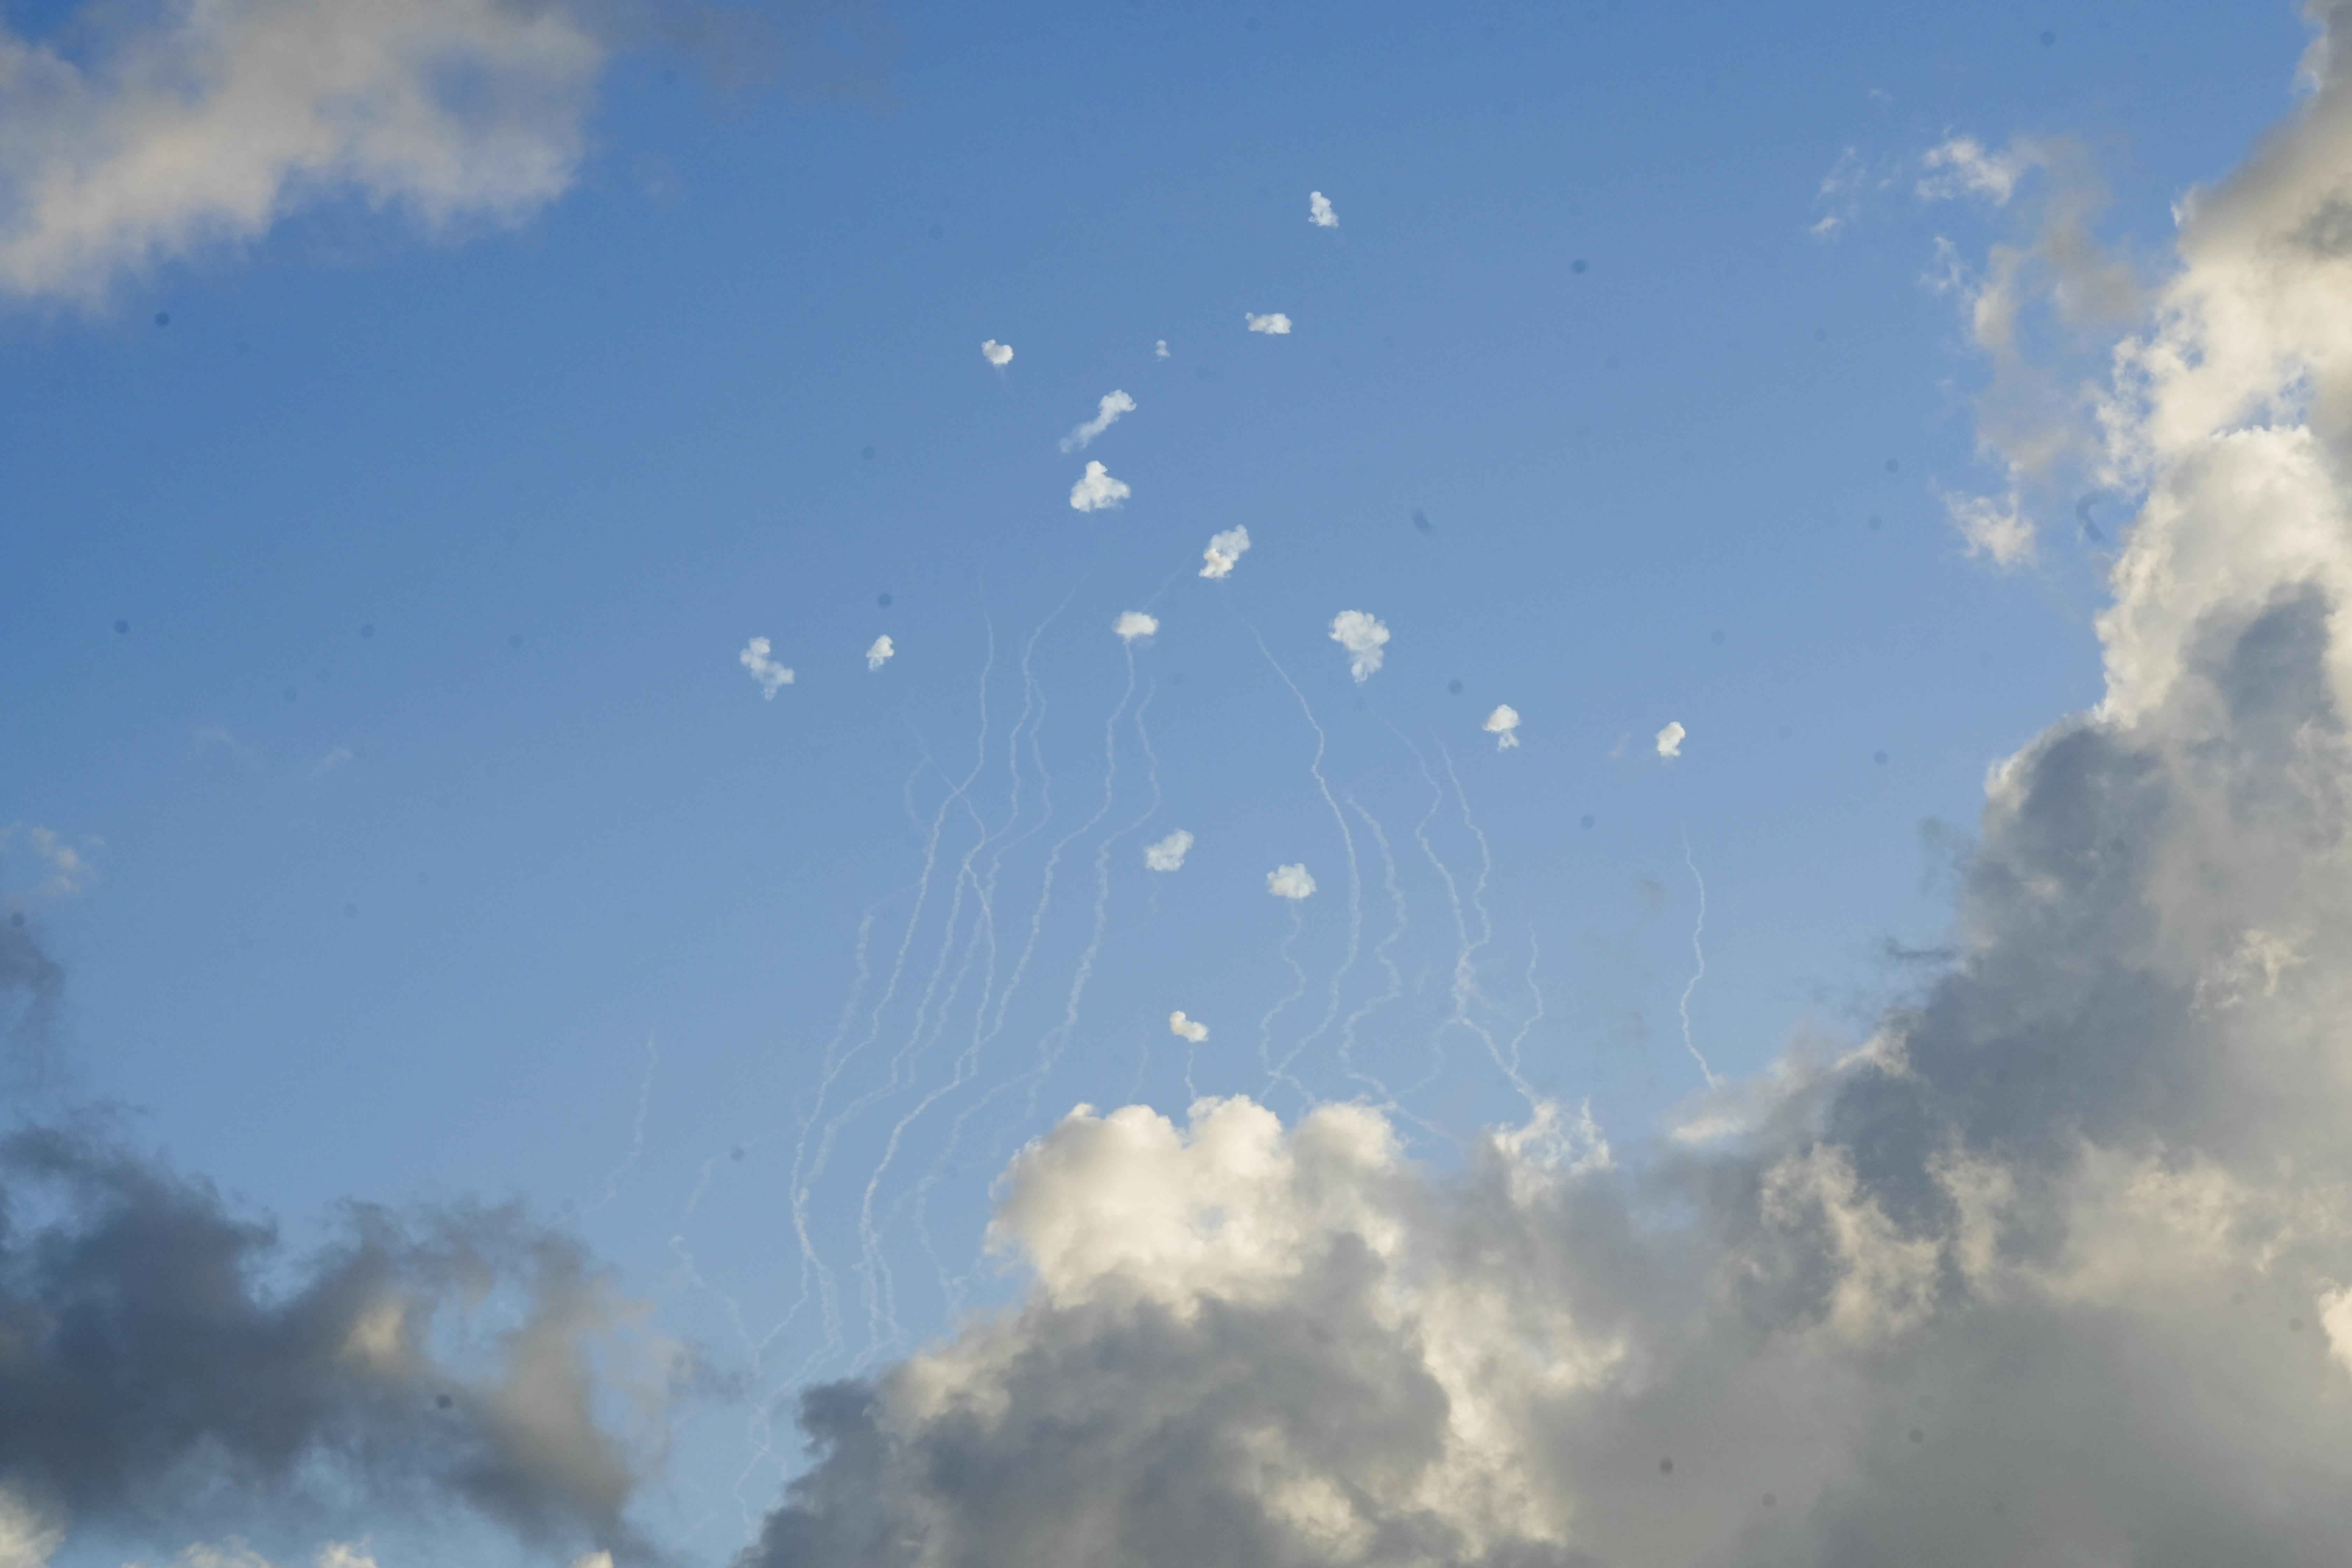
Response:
[580, 1028, 659, 1219]
[1676, 837, 1719, 1090]
[1255, 900, 1312, 1107]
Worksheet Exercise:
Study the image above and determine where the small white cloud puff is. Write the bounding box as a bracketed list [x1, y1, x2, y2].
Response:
[740, 637, 793, 700]
[1656, 721, 1686, 759]
[1483, 704, 1521, 750]
[1114, 611, 1159, 643]
[1169, 1011, 1209, 1043]
[1245, 312, 1293, 335]
[981, 339, 1013, 367]
[866, 635, 895, 671]
[1267, 863, 1316, 900]
[1199, 526, 1251, 580]
[1308, 190, 1338, 227]
[1144, 829, 1193, 871]
[1071, 461, 1131, 512]
[1328, 610, 1389, 681]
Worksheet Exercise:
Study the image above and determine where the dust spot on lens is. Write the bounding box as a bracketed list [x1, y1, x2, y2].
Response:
[1659, 1458, 1673, 1474]
[2291, 1317, 2306, 1332]
[1762, 1493, 1776, 1508]
[154, 312, 170, 327]
[878, 592, 893, 607]
[114, 619, 129, 634]
[509, 633, 524, 649]
[2041, 29, 2056, 44]
[361, 623, 375, 638]
[861, 445, 876, 460]
[436, 1393, 454, 1409]
[1580, 814, 1594, 829]
[1885, 457, 1900, 472]
[1413, 508, 1433, 534]
[1710, 630, 1725, 645]
[8, 913, 22, 928]
[1448, 679, 1463, 694]
[1868, 514, 1883, 530]
[929, 224, 944, 239]
[283, 687, 296, 702]
[1572, 258, 1588, 274]
[343, 904, 357, 918]
[1909, 1428, 1924, 1443]
[1875, 750, 1889, 765]
[1812, 327, 1827, 342]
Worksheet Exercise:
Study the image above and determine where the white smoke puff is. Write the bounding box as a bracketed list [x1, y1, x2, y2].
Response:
[1943, 486, 2038, 568]
[1918, 135, 2034, 204]
[1198, 526, 1251, 580]
[1113, 611, 1159, 643]
[1483, 704, 1522, 750]
[1060, 390, 1136, 453]
[1308, 190, 1338, 228]
[0, 0, 606, 305]
[1168, 1011, 1209, 1043]
[1245, 312, 1293, 335]
[1155, 339, 1170, 359]
[1266, 863, 1315, 900]
[1070, 461, 1131, 512]
[739, 637, 793, 700]
[1143, 830, 1193, 871]
[1328, 610, 1390, 681]
[865, 635, 895, 672]
[981, 339, 1014, 367]
[1654, 720, 1685, 758]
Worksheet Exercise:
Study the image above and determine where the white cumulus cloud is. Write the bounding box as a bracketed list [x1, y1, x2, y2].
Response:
[1483, 704, 1521, 750]
[1167, 1011, 1209, 1043]
[1308, 190, 1337, 228]
[1143, 830, 1193, 871]
[1199, 526, 1251, 580]
[1070, 461, 1131, 512]
[1328, 610, 1390, 681]
[1113, 611, 1159, 643]
[865, 635, 895, 671]
[1245, 312, 1293, 335]
[1943, 486, 2039, 569]
[1060, 390, 1136, 453]
[981, 339, 1014, 367]
[1654, 720, 1685, 758]
[739, 637, 794, 700]
[1266, 863, 1315, 900]
[0, 0, 609, 304]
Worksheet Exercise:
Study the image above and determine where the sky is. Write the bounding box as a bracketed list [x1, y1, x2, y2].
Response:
[6, 0, 2352, 1563]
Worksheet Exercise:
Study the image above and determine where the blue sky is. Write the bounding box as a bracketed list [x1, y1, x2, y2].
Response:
[5, 2, 2348, 1565]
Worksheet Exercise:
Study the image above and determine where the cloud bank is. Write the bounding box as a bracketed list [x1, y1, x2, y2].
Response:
[1265, 864, 1315, 901]
[740, 637, 793, 699]
[1245, 312, 1292, 335]
[1199, 526, 1251, 580]
[1070, 461, 1131, 512]
[0, 0, 615, 304]
[1143, 830, 1193, 872]
[1060, 390, 1136, 453]
[1482, 704, 1521, 750]
[1328, 610, 1389, 681]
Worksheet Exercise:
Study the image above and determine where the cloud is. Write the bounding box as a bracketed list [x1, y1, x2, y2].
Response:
[1654, 720, 1685, 758]
[1942, 486, 2038, 568]
[0, 1121, 663, 1562]
[1143, 830, 1193, 872]
[1112, 612, 1159, 643]
[865, 635, 894, 672]
[1327, 610, 1389, 681]
[0, 1486, 61, 1568]
[1070, 461, 1131, 512]
[1482, 704, 1521, 750]
[1199, 526, 1251, 580]
[981, 340, 1014, 367]
[1244, 312, 1292, 335]
[1059, 390, 1136, 453]
[1919, 134, 2033, 204]
[739, 637, 793, 699]
[1308, 190, 1337, 228]
[1167, 1012, 1209, 1043]
[1265, 864, 1315, 900]
[1155, 339, 1170, 359]
[0, 0, 614, 304]
[742, 21, 2352, 1568]
[0, 826, 95, 900]
[126, 1540, 382, 1568]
